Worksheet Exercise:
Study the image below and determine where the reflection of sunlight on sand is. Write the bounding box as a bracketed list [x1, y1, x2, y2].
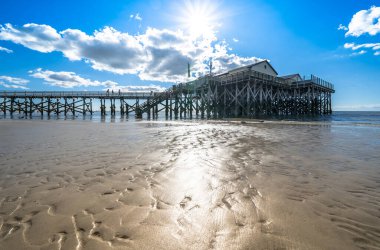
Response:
[156, 124, 270, 249]
[164, 143, 214, 236]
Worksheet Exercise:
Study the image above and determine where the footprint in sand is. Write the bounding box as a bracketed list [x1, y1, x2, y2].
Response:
[179, 196, 192, 209]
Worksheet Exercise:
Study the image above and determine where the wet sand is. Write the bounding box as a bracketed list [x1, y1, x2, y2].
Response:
[0, 119, 379, 249]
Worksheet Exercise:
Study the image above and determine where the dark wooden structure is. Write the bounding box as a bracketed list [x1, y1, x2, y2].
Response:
[136, 71, 334, 119]
[0, 91, 152, 117]
[1, 69, 334, 119]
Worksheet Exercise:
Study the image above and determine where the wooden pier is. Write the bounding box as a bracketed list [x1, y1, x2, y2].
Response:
[0, 91, 153, 117]
[136, 71, 335, 119]
[0, 65, 335, 119]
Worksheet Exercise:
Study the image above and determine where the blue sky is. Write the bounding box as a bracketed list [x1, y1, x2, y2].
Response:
[0, 0, 379, 110]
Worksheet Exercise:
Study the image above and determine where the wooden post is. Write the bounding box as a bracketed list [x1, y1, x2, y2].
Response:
[189, 95, 193, 119]
[165, 98, 169, 119]
[64, 98, 67, 116]
[147, 106, 151, 119]
[83, 98, 86, 115]
[169, 97, 173, 119]
[56, 99, 59, 115]
[29, 98, 33, 116]
[329, 92, 332, 114]
[90, 98, 93, 115]
[174, 95, 178, 119]
[10, 97, 14, 115]
[17, 100, 21, 114]
[113, 99, 116, 116]
[110, 98, 115, 116]
[24, 98, 27, 116]
[72, 98, 75, 116]
[135, 98, 142, 118]
[40, 98, 44, 116]
[101, 98, 106, 116]
[200, 93, 205, 119]
[195, 97, 199, 117]
[120, 98, 124, 115]
[179, 97, 183, 119]
[47, 98, 51, 116]
[2, 97, 5, 115]
[183, 94, 187, 119]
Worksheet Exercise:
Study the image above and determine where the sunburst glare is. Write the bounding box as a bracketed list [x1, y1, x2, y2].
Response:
[175, 0, 221, 38]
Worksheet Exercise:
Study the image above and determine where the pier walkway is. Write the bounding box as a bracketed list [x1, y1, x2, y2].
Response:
[0, 91, 154, 116]
[1, 70, 335, 119]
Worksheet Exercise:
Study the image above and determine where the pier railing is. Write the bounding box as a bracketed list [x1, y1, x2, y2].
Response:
[216, 70, 288, 87]
[310, 75, 334, 90]
[0, 91, 157, 98]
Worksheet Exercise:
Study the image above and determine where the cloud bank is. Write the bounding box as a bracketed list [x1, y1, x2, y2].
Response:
[0, 23, 262, 83]
[345, 6, 380, 37]
[0, 75, 29, 89]
[29, 68, 118, 88]
[28, 68, 165, 92]
[341, 6, 380, 56]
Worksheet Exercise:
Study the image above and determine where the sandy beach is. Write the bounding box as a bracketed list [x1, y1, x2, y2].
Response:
[0, 119, 379, 249]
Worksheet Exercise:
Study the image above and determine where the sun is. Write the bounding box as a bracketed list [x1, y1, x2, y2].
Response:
[176, 0, 221, 38]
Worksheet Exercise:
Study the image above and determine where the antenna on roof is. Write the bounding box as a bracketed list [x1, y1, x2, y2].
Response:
[187, 62, 190, 78]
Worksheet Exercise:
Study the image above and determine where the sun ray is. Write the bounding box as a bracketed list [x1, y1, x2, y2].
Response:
[175, 0, 221, 38]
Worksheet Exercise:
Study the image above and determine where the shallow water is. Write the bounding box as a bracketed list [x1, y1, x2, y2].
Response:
[2, 111, 380, 127]
[0, 119, 379, 249]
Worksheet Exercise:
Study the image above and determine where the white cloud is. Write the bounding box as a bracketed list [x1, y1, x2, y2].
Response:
[0, 23, 61, 52]
[341, 6, 380, 57]
[350, 50, 367, 56]
[28, 68, 164, 92]
[0, 46, 12, 53]
[0, 23, 263, 83]
[344, 42, 380, 56]
[338, 24, 348, 31]
[0, 82, 28, 89]
[29, 68, 119, 88]
[0, 75, 29, 89]
[345, 6, 380, 37]
[232, 38, 239, 42]
[130, 13, 142, 21]
[344, 42, 380, 50]
[0, 75, 29, 85]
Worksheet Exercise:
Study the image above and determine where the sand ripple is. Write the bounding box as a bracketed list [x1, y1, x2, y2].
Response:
[0, 120, 379, 249]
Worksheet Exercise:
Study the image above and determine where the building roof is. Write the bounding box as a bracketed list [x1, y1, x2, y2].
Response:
[250, 60, 278, 75]
[279, 73, 302, 80]
[224, 60, 279, 76]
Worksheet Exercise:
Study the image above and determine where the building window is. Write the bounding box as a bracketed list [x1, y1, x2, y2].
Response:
[264, 65, 267, 69]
